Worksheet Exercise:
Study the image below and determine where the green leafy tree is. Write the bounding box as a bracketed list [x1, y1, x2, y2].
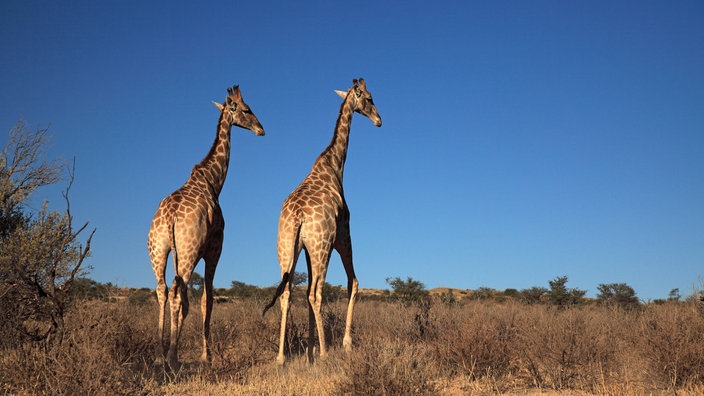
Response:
[503, 288, 521, 299]
[230, 280, 262, 299]
[439, 289, 458, 307]
[596, 283, 640, 309]
[520, 286, 548, 304]
[189, 271, 204, 300]
[322, 282, 347, 303]
[668, 288, 681, 302]
[547, 276, 586, 308]
[128, 288, 154, 306]
[288, 271, 345, 301]
[473, 286, 495, 300]
[386, 276, 429, 305]
[70, 277, 110, 300]
[292, 271, 308, 287]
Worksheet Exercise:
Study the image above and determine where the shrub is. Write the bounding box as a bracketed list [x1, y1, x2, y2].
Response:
[334, 337, 438, 395]
[596, 282, 640, 310]
[515, 306, 624, 390]
[520, 286, 548, 304]
[386, 276, 429, 306]
[547, 276, 586, 308]
[639, 303, 704, 389]
[0, 300, 157, 395]
[432, 301, 518, 382]
[2, 281, 704, 394]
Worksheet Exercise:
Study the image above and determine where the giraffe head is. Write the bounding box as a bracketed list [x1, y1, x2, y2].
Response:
[213, 85, 265, 136]
[335, 78, 382, 127]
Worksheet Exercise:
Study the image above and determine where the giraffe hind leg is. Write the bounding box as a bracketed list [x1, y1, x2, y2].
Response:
[154, 279, 168, 365]
[276, 281, 292, 366]
[307, 248, 331, 363]
[269, 226, 302, 366]
[275, 251, 301, 366]
[150, 245, 169, 366]
[166, 275, 188, 370]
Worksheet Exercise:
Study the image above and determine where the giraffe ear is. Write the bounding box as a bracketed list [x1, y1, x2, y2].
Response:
[212, 101, 224, 111]
[334, 90, 347, 99]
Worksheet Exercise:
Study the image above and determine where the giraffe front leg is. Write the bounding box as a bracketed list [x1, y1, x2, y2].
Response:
[200, 258, 217, 365]
[307, 297, 316, 363]
[200, 282, 214, 364]
[305, 249, 317, 364]
[167, 276, 188, 371]
[343, 276, 358, 352]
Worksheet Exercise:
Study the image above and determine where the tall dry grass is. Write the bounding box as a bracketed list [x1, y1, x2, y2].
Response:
[2, 295, 704, 395]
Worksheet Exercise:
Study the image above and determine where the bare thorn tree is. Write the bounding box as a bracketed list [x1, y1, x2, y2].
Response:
[0, 121, 95, 347]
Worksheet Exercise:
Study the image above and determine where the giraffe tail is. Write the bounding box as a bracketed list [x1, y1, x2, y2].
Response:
[172, 275, 189, 317]
[262, 271, 291, 316]
[262, 223, 302, 316]
[169, 216, 188, 316]
[169, 217, 178, 270]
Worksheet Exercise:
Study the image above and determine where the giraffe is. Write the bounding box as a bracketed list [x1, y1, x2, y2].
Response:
[264, 78, 381, 365]
[148, 85, 264, 370]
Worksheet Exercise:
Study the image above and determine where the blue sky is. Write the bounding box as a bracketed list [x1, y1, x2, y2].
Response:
[1, 1, 702, 300]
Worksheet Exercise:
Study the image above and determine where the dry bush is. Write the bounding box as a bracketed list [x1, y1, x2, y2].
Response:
[0, 300, 158, 395]
[259, 296, 319, 360]
[3, 290, 704, 395]
[206, 301, 277, 381]
[333, 336, 439, 395]
[352, 299, 423, 341]
[638, 302, 704, 390]
[430, 301, 518, 382]
[514, 305, 628, 392]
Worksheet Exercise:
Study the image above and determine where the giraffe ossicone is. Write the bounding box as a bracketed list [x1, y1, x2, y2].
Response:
[148, 84, 264, 370]
[263, 78, 382, 365]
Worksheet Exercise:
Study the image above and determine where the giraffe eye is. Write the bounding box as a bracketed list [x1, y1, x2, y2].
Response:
[242, 109, 252, 114]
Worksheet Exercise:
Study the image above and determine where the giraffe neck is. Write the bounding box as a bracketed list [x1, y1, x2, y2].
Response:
[315, 91, 355, 182]
[195, 113, 231, 196]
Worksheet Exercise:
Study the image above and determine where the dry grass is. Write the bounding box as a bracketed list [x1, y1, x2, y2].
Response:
[2, 295, 704, 395]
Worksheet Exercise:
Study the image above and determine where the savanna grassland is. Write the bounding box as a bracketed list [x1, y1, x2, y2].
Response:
[2, 289, 704, 396]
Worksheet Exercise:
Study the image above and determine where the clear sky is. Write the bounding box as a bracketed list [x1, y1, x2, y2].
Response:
[1, 1, 702, 300]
